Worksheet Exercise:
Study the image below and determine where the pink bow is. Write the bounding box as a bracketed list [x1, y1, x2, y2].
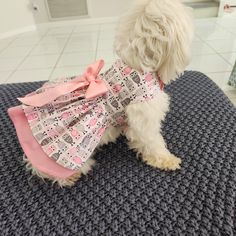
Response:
[18, 60, 108, 107]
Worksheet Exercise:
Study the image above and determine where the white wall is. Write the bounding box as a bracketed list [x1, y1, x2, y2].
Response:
[0, 0, 132, 37]
[31, 0, 49, 23]
[218, 0, 236, 16]
[88, 0, 132, 18]
[17, 0, 132, 24]
[31, 0, 132, 22]
[0, 0, 35, 36]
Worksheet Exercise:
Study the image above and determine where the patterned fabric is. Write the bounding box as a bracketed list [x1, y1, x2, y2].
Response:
[1, 71, 236, 236]
[228, 60, 236, 88]
[19, 59, 162, 170]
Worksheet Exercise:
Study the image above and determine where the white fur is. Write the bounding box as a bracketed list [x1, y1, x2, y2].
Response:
[103, 0, 192, 170]
[125, 92, 181, 170]
[114, 0, 193, 83]
[99, 126, 123, 146]
[28, 0, 193, 186]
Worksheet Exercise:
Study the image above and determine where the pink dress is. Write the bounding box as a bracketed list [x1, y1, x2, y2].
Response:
[8, 59, 164, 179]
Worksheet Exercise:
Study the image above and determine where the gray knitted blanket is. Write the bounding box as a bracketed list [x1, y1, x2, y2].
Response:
[0, 71, 236, 236]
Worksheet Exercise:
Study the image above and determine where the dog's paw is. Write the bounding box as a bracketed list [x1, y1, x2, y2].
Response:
[145, 154, 181, 171]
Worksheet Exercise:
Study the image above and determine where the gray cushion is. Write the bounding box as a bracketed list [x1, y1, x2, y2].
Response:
[0, 71, 236, 236]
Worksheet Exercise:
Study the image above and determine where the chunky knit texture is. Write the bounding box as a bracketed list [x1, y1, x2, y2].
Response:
[0, 71, 236, 236]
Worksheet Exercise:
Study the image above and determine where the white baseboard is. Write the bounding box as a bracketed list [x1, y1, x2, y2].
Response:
[0, 25, 37, 39]
[37, 16, 119, 28]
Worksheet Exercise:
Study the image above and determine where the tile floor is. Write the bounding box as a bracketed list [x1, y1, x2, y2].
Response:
[0, 17, 236, 105]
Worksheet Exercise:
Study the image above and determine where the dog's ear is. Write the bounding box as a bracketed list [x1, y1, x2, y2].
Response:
[114, 0, 194, 84]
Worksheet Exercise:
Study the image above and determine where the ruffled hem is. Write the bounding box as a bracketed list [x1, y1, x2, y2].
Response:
[8, 106, 76, 179]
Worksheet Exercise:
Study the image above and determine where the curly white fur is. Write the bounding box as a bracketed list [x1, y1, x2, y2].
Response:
[114, 0, 193, 83]
[105, 0, 192, 170]
[28, 0, 193, 186]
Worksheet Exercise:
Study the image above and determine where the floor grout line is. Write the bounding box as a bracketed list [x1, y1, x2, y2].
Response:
[202, 38, 236, 67]
[94, 25, 102, 61]
[4, 29, 50, 83]
[0, 17, 235, 89]
[0, 37, 18, 54]
[216, 53, 235, 67]
[48, 26, 77, 80]
[48, 25, 101, 81]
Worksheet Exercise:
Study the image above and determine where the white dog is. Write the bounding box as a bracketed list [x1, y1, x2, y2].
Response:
[10, 0, 193, 186]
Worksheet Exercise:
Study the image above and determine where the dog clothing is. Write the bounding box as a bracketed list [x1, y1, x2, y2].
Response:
[8, 59, 164, 178]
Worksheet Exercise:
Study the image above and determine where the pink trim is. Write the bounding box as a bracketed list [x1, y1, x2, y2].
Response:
[8, 106, 77, 179]
[18, 59, 107, 107]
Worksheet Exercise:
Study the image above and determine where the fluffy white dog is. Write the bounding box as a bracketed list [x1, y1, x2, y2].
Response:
[21, 0, 193, 186]
[101, 1, 193, 168]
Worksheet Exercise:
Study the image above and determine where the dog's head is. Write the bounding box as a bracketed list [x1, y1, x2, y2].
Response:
[114, 0, 194, 84]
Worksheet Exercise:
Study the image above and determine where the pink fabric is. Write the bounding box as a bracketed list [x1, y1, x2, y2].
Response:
[8, 106, 76, 179]
[9, 59, 164, 175]
[18, 60, 108, 107]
